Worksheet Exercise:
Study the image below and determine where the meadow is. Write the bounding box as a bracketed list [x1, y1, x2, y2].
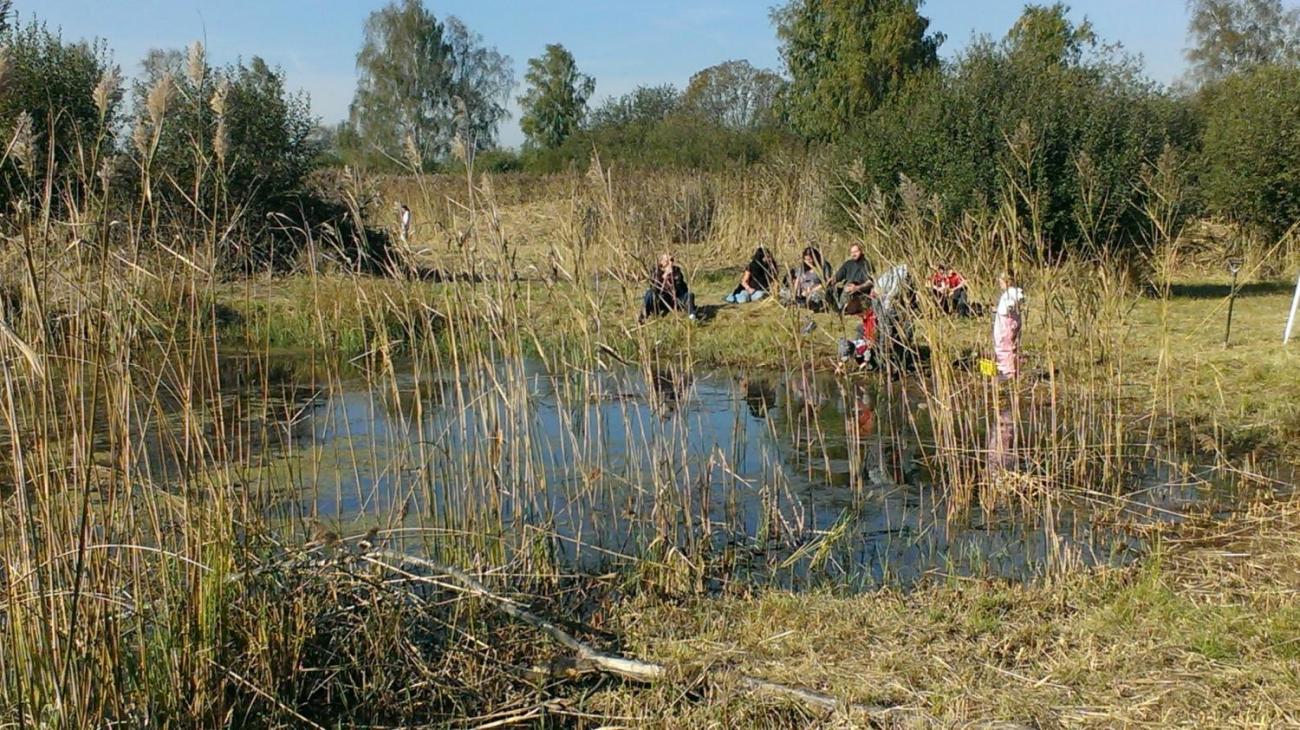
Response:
[0, 159, 1297, 727]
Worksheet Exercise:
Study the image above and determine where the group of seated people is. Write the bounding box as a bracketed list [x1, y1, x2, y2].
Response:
[639, 245, 973, 325]
[638, 249, 1023, 381]
[781, 244, 875, 314]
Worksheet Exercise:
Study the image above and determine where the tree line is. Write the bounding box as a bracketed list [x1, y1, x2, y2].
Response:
[2, 0, 1300, 261]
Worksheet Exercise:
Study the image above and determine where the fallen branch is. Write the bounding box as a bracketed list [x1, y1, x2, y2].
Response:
[365, 551, 894, 720]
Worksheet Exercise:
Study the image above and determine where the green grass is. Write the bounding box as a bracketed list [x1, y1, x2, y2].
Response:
[208, 268, 1300, 467]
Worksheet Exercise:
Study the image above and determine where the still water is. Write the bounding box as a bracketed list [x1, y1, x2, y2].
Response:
[207, 352, 1260, 590]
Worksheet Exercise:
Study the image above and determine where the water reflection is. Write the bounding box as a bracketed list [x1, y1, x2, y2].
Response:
[55, 350, 1274, 590]
[249, 354, 1265, 589]
[740, 376, 777, 419]
[649, 367, 689, 419]
[986, 406, 1017, 475]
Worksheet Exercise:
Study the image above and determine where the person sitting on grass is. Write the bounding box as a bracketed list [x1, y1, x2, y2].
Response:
[640, 253, 698, 323]
[782, 246, 832, 311]
[725, 247, 779, 304]
[830, 244, 872, 314]
[931, 263, 970, 315]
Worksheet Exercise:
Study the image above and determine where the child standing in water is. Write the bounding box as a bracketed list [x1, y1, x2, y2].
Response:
[993, 272, 1025, 379]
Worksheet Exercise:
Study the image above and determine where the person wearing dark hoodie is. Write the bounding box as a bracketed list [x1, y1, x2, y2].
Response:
[830, 243, 872, 314]
[725, 246, 779, 304]
[640, 253, 698, 323]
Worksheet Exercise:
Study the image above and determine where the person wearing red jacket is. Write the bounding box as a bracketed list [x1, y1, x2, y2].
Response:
[930, 264, 970, 315]
[838, 284, 880, 370]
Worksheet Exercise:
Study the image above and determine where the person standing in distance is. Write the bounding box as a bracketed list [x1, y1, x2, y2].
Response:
[399, 203, 413, 243]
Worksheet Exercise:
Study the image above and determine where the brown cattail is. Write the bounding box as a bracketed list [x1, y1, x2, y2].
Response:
[186, 41, 206, 88]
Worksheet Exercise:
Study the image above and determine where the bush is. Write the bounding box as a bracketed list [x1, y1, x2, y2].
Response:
[514, 83, 798, 174]
[1199, 64, 1300, 242]
[836, 6, 1196, 256]
[0, 19, 120, 210]
[123, 49, 319, 270]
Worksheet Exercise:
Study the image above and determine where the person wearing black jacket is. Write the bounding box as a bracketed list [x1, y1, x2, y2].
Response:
[725, 247, 779, 304]
[640, 253, 698, 323]
[830, 244, 872, 314]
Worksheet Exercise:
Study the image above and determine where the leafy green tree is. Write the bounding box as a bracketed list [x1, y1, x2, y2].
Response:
[681, 60, 785, 130]
[126, 45, 318, 267]
[519, 43, 594, 149]
[348, 0, 513, 167]
[0, 0, 12, 33]
[588, 85, 680, 129]
[1186, 0, 1300, 85]
[444, 17, 515, 152]
[772, 0, 943, 140]
[1200, 64, 1300, 240]
[1, 18, 119, 206]
[839, 3, 1192, 254]
[1005, 1, 1096, 67]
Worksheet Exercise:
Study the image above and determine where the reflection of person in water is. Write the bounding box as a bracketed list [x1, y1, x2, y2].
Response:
[848, 388, 875, 440]
[851, 387, 916, 486]
[787, 365, 824, 409]
[986, 407, 1017, 474]
[740, 376, 776, 419]
[650, 368, 690, 418]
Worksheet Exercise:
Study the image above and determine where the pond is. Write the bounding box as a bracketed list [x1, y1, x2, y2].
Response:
[194, 351, 1271, 590]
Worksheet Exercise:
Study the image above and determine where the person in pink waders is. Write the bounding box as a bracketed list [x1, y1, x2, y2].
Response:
[992, 272, 1025, 379]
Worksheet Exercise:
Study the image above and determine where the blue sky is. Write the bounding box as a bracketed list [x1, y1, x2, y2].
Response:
[20, 0, 1197, 148]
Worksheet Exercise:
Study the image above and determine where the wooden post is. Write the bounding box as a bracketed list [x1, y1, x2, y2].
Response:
[1225, 258, 1243, 348]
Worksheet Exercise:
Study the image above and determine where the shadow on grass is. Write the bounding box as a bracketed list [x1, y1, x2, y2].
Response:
[1166, 281, 1295, 300]
[695, 303, 723, 322]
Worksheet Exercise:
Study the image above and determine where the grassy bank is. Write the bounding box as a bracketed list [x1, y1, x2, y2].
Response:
[592, 497, 1300, 726]
[211, 265, 1300, 466]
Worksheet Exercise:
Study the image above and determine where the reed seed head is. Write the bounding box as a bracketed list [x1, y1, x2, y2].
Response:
[186, 41, 206, 88]
[93, 66, 121, 120]
[131, 119, 151, 157]
[213, 118, 228, 164]
[403, 132, 421, 170]
[97, 154, 118, 188]
[147, 72, 174, 128]
[11, 111, 34, 176]
[210, 79, 230, 118]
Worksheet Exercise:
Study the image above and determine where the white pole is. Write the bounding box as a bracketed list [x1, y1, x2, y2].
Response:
[1286, 271, 1300, 345]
